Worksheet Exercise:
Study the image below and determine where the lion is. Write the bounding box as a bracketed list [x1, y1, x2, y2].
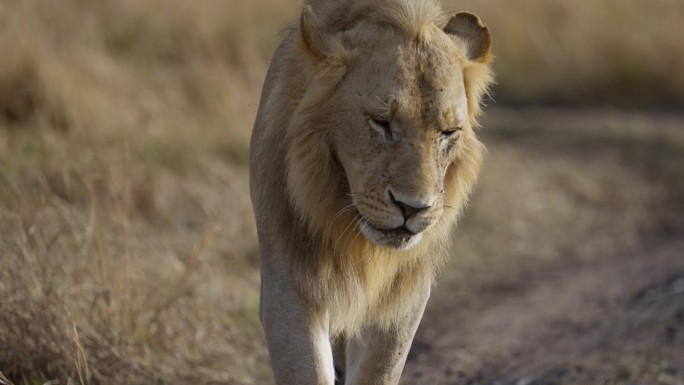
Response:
[249, 0, 493, 383]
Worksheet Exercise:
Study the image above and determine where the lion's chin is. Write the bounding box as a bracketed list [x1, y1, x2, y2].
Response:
[360, 222, 424, 250]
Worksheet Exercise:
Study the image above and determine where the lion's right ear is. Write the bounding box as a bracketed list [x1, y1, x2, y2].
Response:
[300, 5, 332, 58]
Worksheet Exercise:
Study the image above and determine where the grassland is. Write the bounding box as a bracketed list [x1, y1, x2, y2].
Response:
[0, 0, 683, 384]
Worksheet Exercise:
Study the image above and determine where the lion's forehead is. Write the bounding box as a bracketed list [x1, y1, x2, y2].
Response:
[361, 40, 465, 127]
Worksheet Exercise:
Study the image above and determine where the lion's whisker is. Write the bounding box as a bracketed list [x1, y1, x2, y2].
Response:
[333, 213, 361, 257]
[345, 215, 365, 252]
[339, 214, 362, 253]
[344, 215, 366, 253]
[347, 217, 366, 250]
[331, 203, 357, 224]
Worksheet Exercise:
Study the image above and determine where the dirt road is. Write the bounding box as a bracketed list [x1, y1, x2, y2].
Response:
[404, 239, 684, 384]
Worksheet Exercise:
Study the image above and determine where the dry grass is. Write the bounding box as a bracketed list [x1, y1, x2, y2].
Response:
[0, 0, 285, 383]
[0, 0, 682, 384]
[446, 0, 684, 107]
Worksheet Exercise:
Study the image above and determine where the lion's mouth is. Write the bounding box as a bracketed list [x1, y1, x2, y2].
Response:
[359, 220, 423, 250]
[366, 223, 416, 238]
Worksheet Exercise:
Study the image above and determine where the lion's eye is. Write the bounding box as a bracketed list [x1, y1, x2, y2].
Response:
[440, 127, 462, 140]
[370, 118, 393, 139]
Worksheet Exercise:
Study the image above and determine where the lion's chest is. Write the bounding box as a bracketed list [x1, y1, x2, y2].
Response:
[362, 256, 403, 307]
[326, 253, 410, 336]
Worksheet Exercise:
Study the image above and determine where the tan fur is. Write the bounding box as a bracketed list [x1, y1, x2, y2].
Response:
[250, 0, 493, 383]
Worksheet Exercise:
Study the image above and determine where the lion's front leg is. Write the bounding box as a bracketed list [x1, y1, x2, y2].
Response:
[260, 261, 336, 385]
[344, 282, 430, 385]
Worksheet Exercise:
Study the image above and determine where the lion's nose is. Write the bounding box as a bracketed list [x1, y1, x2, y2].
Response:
[389, 190, 432, 220]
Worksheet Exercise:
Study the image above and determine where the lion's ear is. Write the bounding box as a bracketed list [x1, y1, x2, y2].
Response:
[300, 5, 332, 58]
[444, 12, 492, 63]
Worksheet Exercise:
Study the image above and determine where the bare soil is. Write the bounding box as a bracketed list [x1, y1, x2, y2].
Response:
[405, 239, 684, 385]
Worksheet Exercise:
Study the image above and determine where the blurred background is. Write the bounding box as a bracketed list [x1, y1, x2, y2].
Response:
[0, 0, 682, 384]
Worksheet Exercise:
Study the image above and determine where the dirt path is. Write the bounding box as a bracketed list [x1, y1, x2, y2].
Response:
[403, 238, 684, 384]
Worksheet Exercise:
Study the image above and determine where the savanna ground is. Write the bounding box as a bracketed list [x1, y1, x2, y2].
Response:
[0, 1, 682, 384]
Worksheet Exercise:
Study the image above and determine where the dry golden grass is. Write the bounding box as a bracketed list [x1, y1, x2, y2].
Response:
[446, 0, 684, 106]
[0, 0, 287, 383]
[0, 0, 682, 384]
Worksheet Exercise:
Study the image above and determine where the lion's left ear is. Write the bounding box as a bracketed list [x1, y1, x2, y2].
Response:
[444, 12, 492, 63]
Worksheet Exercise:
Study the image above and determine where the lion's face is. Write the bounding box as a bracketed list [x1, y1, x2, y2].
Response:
[329, 31, 480, 250]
